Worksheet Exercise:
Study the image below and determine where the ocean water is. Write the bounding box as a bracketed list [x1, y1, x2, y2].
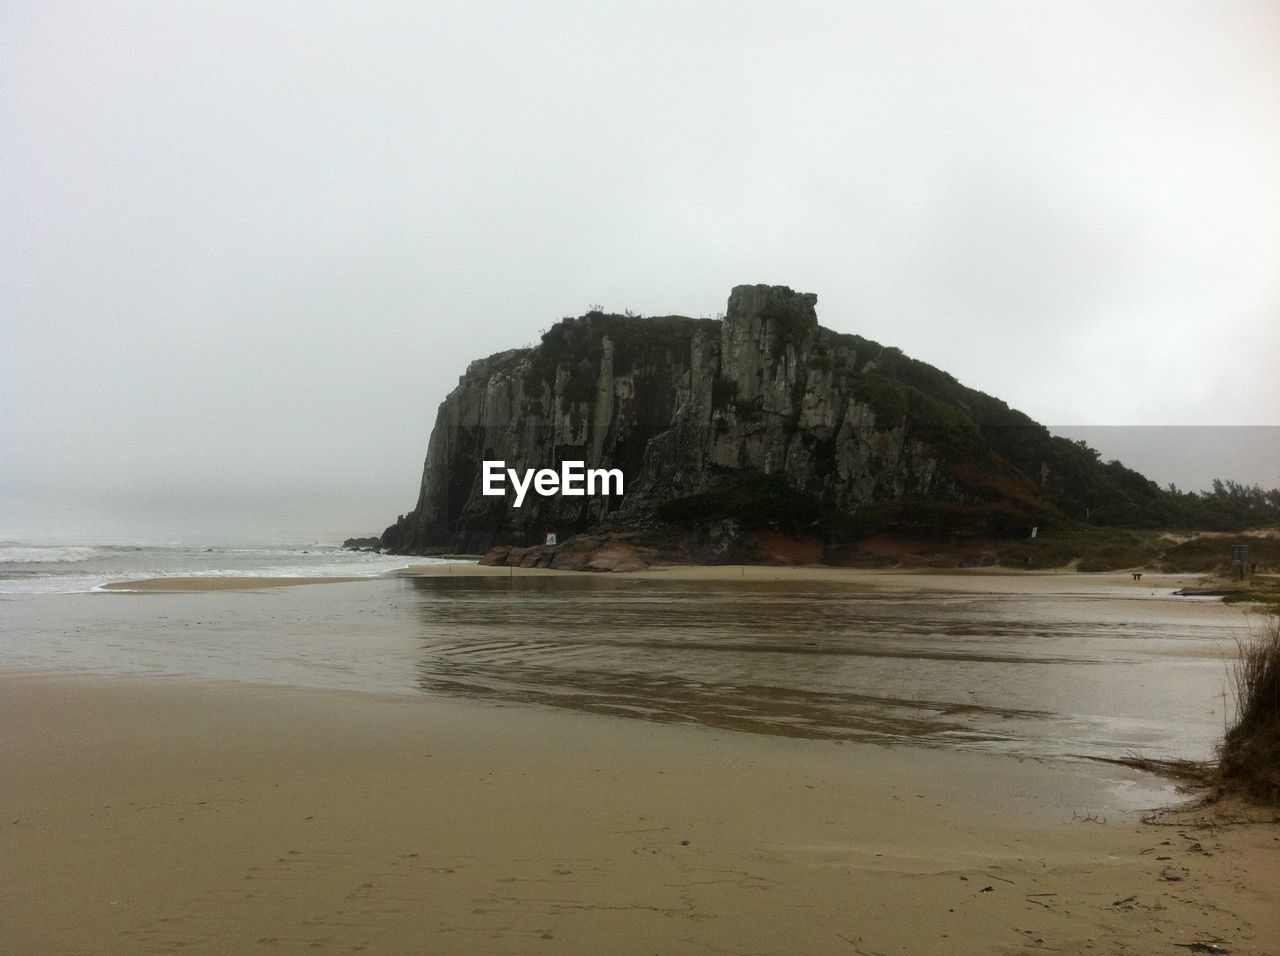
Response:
[0, 542, 425, 594]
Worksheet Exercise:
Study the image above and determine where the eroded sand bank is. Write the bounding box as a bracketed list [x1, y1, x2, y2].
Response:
[2, 673, 1276, 954]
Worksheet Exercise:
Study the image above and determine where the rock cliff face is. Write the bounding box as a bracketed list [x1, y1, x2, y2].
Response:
[380, 285, 1080, 556]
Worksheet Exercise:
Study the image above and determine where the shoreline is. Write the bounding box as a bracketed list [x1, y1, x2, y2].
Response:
[3, 671, 1277, 953]
[100, 563, 1222, 597]
[98, 575, 371, 592]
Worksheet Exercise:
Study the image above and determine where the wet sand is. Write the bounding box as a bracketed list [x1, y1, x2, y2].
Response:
[100, 576, 367, 591]
[3, 673, 1278, 954]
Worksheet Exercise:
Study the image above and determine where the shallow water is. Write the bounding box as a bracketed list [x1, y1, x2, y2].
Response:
[0, 573, 1245, 765]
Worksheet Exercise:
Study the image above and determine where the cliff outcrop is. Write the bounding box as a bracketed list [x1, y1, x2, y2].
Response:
[379, 284, 1162, 560]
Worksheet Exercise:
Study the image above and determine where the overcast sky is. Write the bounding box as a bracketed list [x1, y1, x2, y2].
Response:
[3, 1, 1277, 544]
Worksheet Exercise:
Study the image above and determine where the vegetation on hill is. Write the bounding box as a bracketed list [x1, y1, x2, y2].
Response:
[994, 528, 1160, 572]
[573, 314, 1280, 559]
[819, 328, 1280, 534]
[657, 473, 823, 533]
[523, 312, 717, 405]
[1158, 535, 1280, 573]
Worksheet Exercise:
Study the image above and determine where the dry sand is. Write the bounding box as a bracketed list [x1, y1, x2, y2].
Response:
[3, 672, 1277, 954]
[407, 562, 1209, 591]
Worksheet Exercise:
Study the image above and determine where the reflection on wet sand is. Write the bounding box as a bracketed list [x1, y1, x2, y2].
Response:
[407, 575, 1234, 760]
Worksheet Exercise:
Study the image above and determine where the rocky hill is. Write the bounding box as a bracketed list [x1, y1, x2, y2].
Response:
[378, 284, 1274, 566]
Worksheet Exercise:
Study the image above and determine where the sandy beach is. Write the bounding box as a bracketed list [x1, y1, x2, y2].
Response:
[409, 561, 1242, 597]
[2, 671, 1276, 954]
[4, 565, 1278, 953]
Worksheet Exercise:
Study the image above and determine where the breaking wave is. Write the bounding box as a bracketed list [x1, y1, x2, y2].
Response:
[0, 546, 99, 564]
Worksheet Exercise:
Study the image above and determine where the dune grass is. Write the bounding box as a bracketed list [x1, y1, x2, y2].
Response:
[1218, 610, 1280, 803]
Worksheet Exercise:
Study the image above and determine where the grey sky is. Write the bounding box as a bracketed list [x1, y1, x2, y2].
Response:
[1049, 426, 1280, 493]
[3, 1, 1278, 544]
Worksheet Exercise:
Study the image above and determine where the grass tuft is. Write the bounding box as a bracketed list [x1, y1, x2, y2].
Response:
[1218, 610, 1280, 803]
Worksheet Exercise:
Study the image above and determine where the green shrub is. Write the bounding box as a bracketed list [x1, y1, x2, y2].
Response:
[845, 498, 1039, 538]
[657, 472, 821, 530]
[849, 374, 907, 425]
[760, 301, 813, 345]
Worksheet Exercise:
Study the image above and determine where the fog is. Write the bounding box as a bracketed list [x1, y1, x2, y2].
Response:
[3, 2, 1277, 544]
